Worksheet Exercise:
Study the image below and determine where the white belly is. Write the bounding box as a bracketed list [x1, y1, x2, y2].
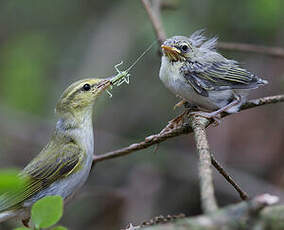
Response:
[159, 57, 243, 112]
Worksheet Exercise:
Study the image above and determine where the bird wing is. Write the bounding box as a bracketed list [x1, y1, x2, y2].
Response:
[182, 60, 263, 97]
[0, 141, 84, 212]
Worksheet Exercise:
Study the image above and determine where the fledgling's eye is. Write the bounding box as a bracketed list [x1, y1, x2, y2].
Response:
[82, 83, 91, 91]
[181, 44, 189, 52]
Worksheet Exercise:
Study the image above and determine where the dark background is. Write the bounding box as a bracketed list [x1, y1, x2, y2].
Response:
[0, 0, 283, 229]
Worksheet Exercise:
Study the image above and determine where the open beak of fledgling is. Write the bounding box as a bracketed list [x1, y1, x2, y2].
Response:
[161, 45, 185, 62]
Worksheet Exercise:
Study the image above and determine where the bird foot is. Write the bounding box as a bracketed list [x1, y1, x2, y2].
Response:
[188, 111, 221, 126]
[22, 217, 30, 228]
[184, 102, 199, 111]
[160, 111, 188, 134]
[174, 100, 198, 111]
[173, 99, 187, 110]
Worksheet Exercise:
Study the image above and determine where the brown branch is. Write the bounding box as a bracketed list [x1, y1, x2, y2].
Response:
[137, 194, 280, 230]
[190, 116, 218, 213]
[211, 154, 249, 200]
[122, 194, 279, 229]
[93, 94, 284, 163]
[141, 0, 166, 45]
[218, 42, 284, 58]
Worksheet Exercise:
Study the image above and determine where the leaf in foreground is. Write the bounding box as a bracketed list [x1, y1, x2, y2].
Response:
[52, 226, 67, 230]
[31, 195, 63, 228]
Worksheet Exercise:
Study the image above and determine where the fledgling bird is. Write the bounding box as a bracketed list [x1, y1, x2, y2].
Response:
[0, 78, 111, 225]
[159, 30, 268, 119]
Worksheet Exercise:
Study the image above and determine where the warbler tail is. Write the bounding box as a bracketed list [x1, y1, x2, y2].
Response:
[0, 209, 20, 223]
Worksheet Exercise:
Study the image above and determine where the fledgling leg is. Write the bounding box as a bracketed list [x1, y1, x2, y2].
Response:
[184, 101, 199, 111]
[174, 99, 187, 110]
[174, 99, 199, 111]
[189, 95, 241, 123]
[159, 110, 188, 134]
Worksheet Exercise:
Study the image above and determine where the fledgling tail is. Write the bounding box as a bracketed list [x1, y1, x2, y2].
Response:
[257, 78, 268, 85]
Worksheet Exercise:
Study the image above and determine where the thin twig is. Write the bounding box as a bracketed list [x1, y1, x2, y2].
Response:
[141, 0, 166, 44]
[93, 94, 284, 163]
[141, 0, 284, 59]
[218, 42, 284, 59]
[211, 154, 249, 200]
[190, 116, 218, 213]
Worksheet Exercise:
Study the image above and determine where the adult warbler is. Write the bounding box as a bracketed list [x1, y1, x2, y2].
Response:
[0, 78, 114, 225]
[0, 40, 153, 226]
[159, 30, 268, 119]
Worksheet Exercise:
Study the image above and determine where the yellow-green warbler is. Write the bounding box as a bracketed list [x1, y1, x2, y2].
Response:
[0, 42, 153, 226]
[0, 77, 115, 226]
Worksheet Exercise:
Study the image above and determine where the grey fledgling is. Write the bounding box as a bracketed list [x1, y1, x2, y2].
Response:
[159, 30, 268, 119]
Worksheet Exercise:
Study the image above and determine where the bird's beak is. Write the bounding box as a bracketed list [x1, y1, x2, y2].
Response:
[161, 45, 184, 62]
[97, 79, 111, 91]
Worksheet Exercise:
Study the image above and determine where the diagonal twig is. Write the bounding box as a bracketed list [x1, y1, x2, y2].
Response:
[210, 154, 249, 200]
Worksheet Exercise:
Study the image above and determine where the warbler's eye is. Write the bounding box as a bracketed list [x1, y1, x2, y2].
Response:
[82, 83, 91, 91]
[181, 44, 189, 52]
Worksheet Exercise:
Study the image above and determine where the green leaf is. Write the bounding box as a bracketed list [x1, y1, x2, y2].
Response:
[51, 226, 67, 230]
[31, 195, 63, 228]
[13, 228, 30, 230]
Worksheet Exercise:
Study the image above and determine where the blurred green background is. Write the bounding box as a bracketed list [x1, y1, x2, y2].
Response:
[0, 0, 284, 229]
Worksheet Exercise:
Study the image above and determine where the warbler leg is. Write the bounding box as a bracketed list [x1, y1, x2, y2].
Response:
[22, 217, 30, 227]
[189, 95, 241, 122]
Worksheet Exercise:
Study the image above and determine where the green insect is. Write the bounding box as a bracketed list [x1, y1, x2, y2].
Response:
[107, 41, 156, 97]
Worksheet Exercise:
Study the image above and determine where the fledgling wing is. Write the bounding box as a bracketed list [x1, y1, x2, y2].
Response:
[0, 141, 84, 212]
[182, 60, 267, 97]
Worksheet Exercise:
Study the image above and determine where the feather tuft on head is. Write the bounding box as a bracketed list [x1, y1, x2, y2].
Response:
[201, 36, 218, 50]
[189, 29, 218, 51]
[189, 29, 206, 47]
